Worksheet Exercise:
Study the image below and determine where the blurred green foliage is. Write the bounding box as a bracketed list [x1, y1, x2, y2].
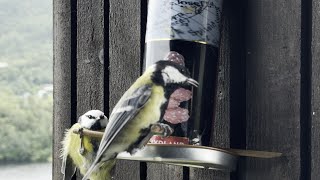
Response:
[0, 0, 53, 163]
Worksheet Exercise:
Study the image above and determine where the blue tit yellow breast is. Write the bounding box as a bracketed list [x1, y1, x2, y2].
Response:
[65, 123, 111, 179]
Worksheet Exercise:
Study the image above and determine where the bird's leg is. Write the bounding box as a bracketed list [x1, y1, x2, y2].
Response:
[129, 133, 153, 155]
[128, 123, 174, 155]
[78, 127, 85, 155]
[150, 123, 174, 137]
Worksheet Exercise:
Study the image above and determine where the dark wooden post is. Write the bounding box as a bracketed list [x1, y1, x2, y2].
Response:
[109, 0, 143, 179]
[244, 0, 303, 179]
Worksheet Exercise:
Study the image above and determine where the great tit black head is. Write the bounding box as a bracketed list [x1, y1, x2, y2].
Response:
[151, 60, 199, 87]
[78, 110, 108, 130]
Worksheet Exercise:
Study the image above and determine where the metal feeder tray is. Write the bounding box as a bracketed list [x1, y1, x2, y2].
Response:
[117, 144, 238, 171]
[73, 128, 282, 172]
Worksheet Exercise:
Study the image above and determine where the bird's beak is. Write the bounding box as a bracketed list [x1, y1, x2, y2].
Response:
[186, 78, 199, 87]
[98, 115, 108, 121]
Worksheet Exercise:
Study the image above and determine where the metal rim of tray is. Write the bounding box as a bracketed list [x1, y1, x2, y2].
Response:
[117, 144, 238, 172]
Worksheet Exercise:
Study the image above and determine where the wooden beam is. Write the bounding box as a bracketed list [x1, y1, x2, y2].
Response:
[76, 0, 105, 116]
[53, 0, 74, 179]
[245, 0, 302, 179]
[76, 0, 105, 179]
[109, 0, 142, 179]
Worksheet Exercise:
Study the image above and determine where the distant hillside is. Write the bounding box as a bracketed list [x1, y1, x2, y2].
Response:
[0, 0, 52, 94]
[0, 0, 53, 163]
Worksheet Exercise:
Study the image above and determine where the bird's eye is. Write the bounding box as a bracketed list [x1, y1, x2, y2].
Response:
[87, 115, 94, 119]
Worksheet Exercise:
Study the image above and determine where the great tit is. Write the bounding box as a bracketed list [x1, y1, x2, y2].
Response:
[61, 110, 114, 180]
[82, 60, 199, 180]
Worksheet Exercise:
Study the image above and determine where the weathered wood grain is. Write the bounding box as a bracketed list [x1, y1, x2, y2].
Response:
[109, 0, 142, 179]
[74, 0, 105, 179]
[147, 163, 184, 180]
[311, 0, 320, 179]
[146, 149, 184, 178]
[53, 0, 73, 179]
[77, 0, 105, 116]
[245, 0, 301, 179]
[190, 169, 229, 180]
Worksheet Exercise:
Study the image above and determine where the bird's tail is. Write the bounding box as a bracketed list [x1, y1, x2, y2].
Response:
[82, 159, 116, 180]
[82, 161, 99, 180]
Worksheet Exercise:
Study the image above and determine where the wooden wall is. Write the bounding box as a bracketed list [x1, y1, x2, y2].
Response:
[53, 0, 318, 179]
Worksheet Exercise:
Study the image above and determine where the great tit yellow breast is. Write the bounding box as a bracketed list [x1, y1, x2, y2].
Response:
[106, 85, 166, 156]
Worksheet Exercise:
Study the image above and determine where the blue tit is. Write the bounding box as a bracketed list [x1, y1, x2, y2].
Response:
[61, 110, 114, 180]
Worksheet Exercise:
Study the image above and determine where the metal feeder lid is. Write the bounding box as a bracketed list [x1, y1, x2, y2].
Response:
[117, 144, 238, 172]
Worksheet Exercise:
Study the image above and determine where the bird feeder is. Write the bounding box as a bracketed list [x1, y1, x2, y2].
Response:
[142, 0, 282, 170]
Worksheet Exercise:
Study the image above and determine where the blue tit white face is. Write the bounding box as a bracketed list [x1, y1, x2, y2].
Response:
[78, 110, 108, 130]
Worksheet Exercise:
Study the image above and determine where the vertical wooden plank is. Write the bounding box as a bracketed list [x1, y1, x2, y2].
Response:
[76, 0, 104, 179]
[245, 0, 301, 179]
[311, 0, 320, 179]
[77, 0, 104, 116]
[189, 7, 231, 180]
[147, 161, 183, 180]
[146, 164, 184, 180]
[53, 0, 73, 179]
[109, 0, 142, 179]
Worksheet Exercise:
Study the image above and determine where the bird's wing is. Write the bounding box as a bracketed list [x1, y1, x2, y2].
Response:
[98, 84, 152, 156]
[82, 84, 152, 180]
[61, 154, 76, 180]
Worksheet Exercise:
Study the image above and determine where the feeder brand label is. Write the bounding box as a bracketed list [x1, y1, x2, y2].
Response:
[149, 135, 189, 145]
[146, 0, 223, 47]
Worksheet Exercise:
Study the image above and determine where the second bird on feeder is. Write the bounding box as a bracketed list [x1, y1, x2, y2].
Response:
[61, 110, 113, 180]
